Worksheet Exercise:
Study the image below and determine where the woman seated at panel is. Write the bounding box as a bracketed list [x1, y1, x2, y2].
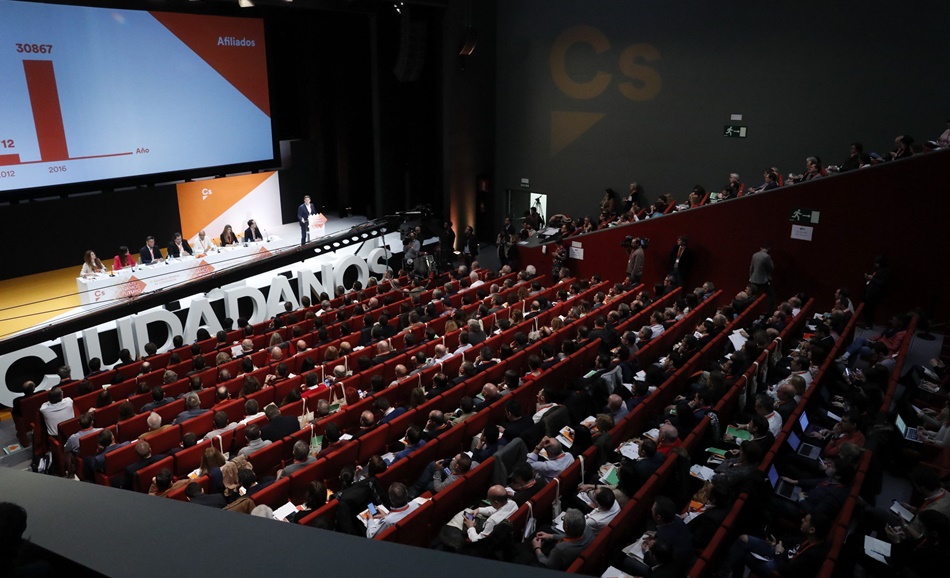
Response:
[220, 224, 239, 247]
[113, 246, 136, 271]
[81, 250, 106, 277]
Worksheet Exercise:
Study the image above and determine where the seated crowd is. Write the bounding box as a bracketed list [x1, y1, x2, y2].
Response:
[513, 126, 948, 239]
[13, 234, 945, 578]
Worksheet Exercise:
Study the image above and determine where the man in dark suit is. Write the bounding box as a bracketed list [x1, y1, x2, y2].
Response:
[173, 393, 210, 425]
[589, 316, 620, 352]
[459, 225, 478, 269]
[466, 319, 488, 345]
[473, 346, 499, 374]
[166, 232, 193, 258]
[669, 235, 695, 287]
[261, 404, 299, 442]
[370, 341, 399, 366]
[243, 219, 264, 242]
[620, 496, 695, 577]
[298, 195, 315, 245]
[121, 440, 166, 490]
[629, 439, 666, 489]
[438, 221, 456, 272]
[687, 485, 729, 548]
[500, 400, 532, 443]
[358, 314, 376, 346]
[376, 397, 406, 424]
[185, 482, 226, 508]
[140, 236, 160, 264]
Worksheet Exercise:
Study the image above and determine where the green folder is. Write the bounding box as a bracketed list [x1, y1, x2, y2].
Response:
[706, 447, 728, 457]
[725, 426, 752, 441]
[600, 466, 620, 486]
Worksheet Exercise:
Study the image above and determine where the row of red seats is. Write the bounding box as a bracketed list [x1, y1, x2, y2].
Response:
[39, 270, 525, 467]
[56, 274, 572, 484]
[15, 267, 485, 444]
[366, 289, 693, 547]
[162, 281, 630, 514]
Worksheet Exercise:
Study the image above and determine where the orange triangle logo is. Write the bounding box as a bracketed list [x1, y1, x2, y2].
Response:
[551, 111, 606, 156]
[177, 172, 274, 241]
[117, 276, 147, 300]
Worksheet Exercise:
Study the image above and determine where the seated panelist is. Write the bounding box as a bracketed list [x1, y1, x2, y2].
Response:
[243, 219, 264, 242]
[113, 246, 136, 270]
[140, 236, 160, 265]
[192, 230, 215, 254]
[167, 232, 193, 258]
[220, 225, 239, 247]
[81, 250, 106, 277]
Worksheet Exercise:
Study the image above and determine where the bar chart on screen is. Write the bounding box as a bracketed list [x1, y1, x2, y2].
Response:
[0, 60, 133, 168]
[0, 2, 274, 193]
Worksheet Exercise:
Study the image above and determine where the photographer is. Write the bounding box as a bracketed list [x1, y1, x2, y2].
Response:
[401, 232, 420, 272]
[624, 236, 645, 285]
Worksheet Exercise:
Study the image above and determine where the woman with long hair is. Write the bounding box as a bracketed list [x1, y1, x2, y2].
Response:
[220, 224, 238, 247]
[81, 250, 106, 276]
[199, 446, 228, 492]
[112, 246, 136, 270]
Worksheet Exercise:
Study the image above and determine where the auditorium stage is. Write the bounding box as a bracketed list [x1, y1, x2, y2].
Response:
[0, 216, 406, 341]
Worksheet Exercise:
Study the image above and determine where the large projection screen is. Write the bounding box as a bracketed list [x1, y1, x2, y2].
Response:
[0, 1, 275, 194]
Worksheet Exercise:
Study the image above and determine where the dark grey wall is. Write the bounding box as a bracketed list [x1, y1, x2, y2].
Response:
[495, 0, 950, 221]
[442, 0, 497, 239]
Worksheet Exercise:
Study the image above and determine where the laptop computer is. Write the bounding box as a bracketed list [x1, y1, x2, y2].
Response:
[787, 430, 822, 460]
[895, 414, 921, 442]
[798, 412, 823, 437]
[768, 464, 802, 501]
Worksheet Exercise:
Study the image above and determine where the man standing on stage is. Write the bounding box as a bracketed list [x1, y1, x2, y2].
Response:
[298, 195, 315, 245]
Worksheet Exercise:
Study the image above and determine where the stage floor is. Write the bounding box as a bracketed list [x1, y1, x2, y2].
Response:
[0, 216, 399, 341]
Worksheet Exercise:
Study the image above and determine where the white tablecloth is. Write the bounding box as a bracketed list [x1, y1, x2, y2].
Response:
[76, 238, 288, 307]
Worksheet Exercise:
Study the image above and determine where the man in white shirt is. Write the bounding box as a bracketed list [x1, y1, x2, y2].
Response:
[192, 230, 215, 254]
[462, 485, 518, 542]
[432, 344, 453, 362]
[469, 271, 484, 288]
[649, 311, 666, 338]
[752, 393, 783, 436]
[532, 388, 558, 423]
[39, 386, 74, 436]
[239, 399, 265, 425]
[366, 482, 419, 538]
[527, 437, 575, 483]
[454, 333, 473, 355]
[584, 487, 621, 534]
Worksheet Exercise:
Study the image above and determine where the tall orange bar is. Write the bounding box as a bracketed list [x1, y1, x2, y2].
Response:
[22, 60, 69, 161]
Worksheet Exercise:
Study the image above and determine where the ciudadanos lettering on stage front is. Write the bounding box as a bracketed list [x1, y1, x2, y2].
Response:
[0, 250, 389, 407]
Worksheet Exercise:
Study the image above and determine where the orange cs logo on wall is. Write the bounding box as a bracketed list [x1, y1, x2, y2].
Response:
[549, 25, 661, 155]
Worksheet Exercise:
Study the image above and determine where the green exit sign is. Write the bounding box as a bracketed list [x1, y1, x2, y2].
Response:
[789, 208, 820, 224]
[723, 125, 747, 138]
